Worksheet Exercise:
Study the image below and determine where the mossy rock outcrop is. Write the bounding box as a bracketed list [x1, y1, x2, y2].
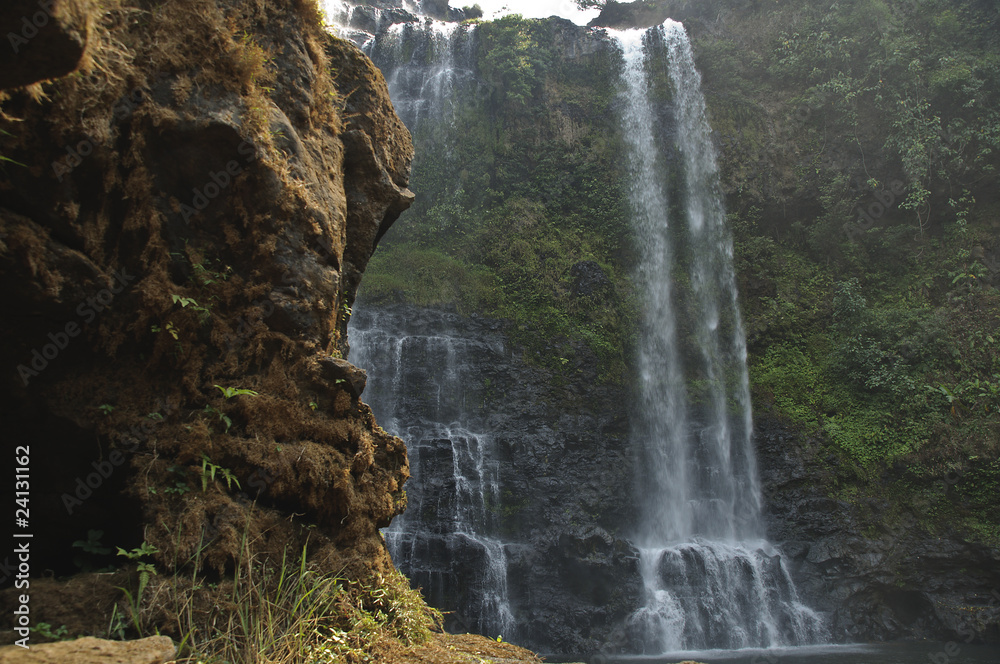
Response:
[0, 0, 415, 646]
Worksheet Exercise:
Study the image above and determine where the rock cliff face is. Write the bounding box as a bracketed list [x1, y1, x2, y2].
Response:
[0, 0, 413, 637]
[756, 416, 1000, 644]
[350, 303, 1000, 656]
[349, 304, 640, 656]
[0, 0, 93, 89]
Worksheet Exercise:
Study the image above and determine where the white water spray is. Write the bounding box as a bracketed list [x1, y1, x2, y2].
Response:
[350, 308, 515, 638]
[610, 20, 827, 652]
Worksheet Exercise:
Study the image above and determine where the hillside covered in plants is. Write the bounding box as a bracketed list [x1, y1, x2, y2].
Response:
[363, 0, 1000, 550]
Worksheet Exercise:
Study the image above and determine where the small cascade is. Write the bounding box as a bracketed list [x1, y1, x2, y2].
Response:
[324, 0, 424, 46]
[339, 6, 505, 641]
[629, 540, 828, 651]
[349, 306, 515, 638]
[609, 21, 827, 652]
[365, 19, 477, 130]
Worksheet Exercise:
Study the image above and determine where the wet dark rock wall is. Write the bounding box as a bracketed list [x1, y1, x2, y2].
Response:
[350, 304, 641, 655]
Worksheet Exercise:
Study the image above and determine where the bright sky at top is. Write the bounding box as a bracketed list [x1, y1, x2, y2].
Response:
[323, 0, 602, 27]
[472, 0, 600, 24]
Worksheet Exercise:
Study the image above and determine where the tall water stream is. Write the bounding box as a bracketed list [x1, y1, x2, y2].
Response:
[611, 21, 826, 652]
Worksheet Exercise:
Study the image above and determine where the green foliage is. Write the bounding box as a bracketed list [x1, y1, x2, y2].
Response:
[200, 453, 241, 492]
[0, 129, 27, 168]
[30, 623, 70, 641]
[72, 529, 114, 572]
[702, 0, 1000, 254]
[163, 481, 191, 495]
[203, 386, 259, 433]
[369, 16, 634, 381]
[116, 541, 160, 634]
[695, 1, 1000, 529]
[74, 529, 112, 556]
[363, 243, 500, 312]
[203, 404, 233, 432]
[477, 15, 553, 110]
[117, 541, 159, 561]
[151, 321, 180, 341]
[832, 278, 918, 398]
[215, 384, 259, 399]
[191, 258, 232, 286]
[172, 294, 212, 323]
[462, 3, 483, 19]
[115, 534, 440, 662]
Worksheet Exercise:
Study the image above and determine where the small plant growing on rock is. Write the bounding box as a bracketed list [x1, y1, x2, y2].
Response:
[214, 384, 259, 399]
[204, 386, 258, 432]
[203, 404, 233, 432]
[72, 529, 113, 571]
[162, 481, 191, 495]
[116, 541, 159, 633]
[172, 294, 212, 322]
[200, 453, 240, 492]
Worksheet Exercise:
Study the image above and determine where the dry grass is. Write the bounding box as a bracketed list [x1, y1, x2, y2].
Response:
[100, 514, 545, 664]
[117, 522, 442, 664]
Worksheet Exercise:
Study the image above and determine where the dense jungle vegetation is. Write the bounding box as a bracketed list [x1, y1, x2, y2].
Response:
[360, 0, 1000, 545]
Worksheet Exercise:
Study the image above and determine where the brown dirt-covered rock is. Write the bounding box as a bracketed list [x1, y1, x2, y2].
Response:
[0, 0, 95, 90]
[382, 632, 543, 664]
[0, 0, 413, 640]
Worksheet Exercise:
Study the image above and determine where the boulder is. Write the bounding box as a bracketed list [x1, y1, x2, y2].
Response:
[0, 0, 93, 89]
[0, 636, 175, 664]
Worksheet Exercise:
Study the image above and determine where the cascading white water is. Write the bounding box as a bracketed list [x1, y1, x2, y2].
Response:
[348, 16, 513, 638]
[610, 21, 827, 653]
[349, 307, 515, 638]
[365, 20, 477, 130]
[342, 15, 515, 640]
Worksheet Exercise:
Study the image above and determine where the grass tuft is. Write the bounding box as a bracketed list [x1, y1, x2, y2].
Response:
[118, 520, 440, 663]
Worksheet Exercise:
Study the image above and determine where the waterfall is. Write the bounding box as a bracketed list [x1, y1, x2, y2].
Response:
[365, 19, 477, 130]
[349, 306, 515, 638]
[338, 5, 826, 653]
[610, 21, 827, 653]
[346, 15, 511, 639]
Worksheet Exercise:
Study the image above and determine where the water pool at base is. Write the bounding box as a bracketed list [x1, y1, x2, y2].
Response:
[551, 642, 1000, 664]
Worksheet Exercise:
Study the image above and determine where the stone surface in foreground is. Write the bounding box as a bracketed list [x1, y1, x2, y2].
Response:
[0, 636, 175, 664]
